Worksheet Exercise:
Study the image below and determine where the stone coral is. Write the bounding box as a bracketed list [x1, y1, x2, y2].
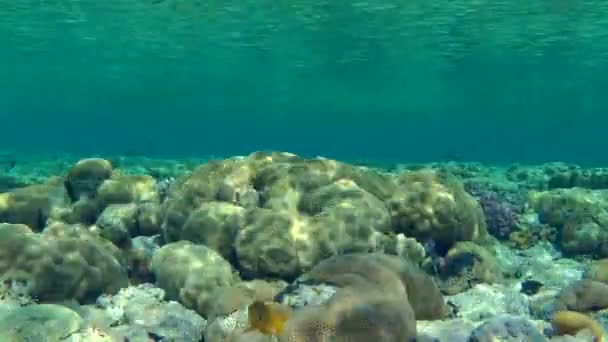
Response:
[530, 188, 608, 257]
[150, 241, 240, 318]
[554, 279, 608, 312]
[388, 170, 488, 252]
[0, 181, 66, 231]
[291, 253, 447, 321]
[279, 287, 417, 342]
[583, 258, 608, 284]
[160, 152, 402, 280]
[0, 222, 128, 302]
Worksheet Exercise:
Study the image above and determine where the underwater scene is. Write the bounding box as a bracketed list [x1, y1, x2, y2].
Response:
[2, 0, 608, 341]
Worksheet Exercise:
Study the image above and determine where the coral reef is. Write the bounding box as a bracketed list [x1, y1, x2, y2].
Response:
[1, 151, 608, 341]
[530, 188, 608, 257]
[548, 168, 608, 190]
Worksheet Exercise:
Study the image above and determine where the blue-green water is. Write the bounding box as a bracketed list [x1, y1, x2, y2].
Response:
[2, 0, 608, 164]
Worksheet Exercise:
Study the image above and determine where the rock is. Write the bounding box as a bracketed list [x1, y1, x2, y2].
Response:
[0, 304, 82, 340]
[95, 284, 207, 341]
[204, 307, 249, 342]
[494, 242, 584, 291]
[276, 283, 337, 309]
[468, 314, 547, 342]
[448, 283, 530, 322]
[417, 319, 479, 342]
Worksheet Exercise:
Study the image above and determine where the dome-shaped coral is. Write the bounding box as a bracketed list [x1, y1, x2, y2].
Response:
[388, 170, 487, 251]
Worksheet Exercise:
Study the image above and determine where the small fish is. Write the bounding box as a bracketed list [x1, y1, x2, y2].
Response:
[520, 279, 544, 296]
[244, 300, 291, 335]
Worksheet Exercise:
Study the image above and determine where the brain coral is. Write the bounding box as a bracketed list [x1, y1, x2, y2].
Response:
[64, 158, 113, 201]
[530, 188, 608, 257]
[0, 222, 128, 302]
[158, 153, 490, 283]
[388, 170, 488, 252]
[159, 152, 403, 280]
[554, 279, 608, 312]
[294, 253, 447, 321]
[279, 287, 417, 342]
[150, 240, 240, 317]
[0, 180, 67, 231]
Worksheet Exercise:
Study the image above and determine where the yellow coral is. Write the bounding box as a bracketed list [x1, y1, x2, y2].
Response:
[552, 310, 604, 342]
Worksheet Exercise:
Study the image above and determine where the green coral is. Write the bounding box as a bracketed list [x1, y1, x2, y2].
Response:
[0, 181, 65, 231]
[160, 152, 403, 280]
[301, 253, 447, 320]
[97, 174, 159, 206]
[278, 252, 449, 341]
[530, 188, 608, 257]
[180, 201, 246, 262]
[150, 241, 240, 318]
[549, 168, 608, 190]
[64, 158, 112, 201]
[554, 279, 608, 312]
[435, 241, 499, 295]
[0, 222, 128, 302]
[388, 170, 488, 251]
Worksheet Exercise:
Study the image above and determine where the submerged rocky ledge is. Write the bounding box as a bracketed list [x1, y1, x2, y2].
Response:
[0, 151, 607, 341]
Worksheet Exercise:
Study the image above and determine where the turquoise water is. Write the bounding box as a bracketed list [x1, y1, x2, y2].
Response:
[2, 0, 608, 163]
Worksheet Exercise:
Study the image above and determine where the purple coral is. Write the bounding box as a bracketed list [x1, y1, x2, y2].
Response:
[477, 192, 518, 239]
[464, 182, 518, 239]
